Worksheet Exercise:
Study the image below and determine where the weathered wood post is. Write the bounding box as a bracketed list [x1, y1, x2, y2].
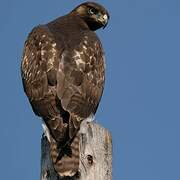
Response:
[41, 121, 112, 180]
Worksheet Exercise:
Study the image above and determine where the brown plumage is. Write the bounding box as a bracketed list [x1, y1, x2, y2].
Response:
[21, 1, 109, 177]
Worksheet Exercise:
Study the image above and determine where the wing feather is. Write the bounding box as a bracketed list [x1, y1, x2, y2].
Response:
[21, 25, 105, 146]
[56, 32, 105, 135]
[21, 25, 60, 102]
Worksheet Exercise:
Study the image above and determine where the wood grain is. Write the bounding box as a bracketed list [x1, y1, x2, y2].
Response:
[41, 121, 112, 180]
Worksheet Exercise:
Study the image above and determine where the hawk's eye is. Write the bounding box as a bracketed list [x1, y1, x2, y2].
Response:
[88, 8, 98, 15]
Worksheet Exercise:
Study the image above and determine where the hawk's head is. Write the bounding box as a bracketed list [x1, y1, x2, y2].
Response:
[71, 2, 110, 31]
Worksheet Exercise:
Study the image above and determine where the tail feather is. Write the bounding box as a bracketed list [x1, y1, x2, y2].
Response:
[43, 114, 81, 177]
[49, 134, 80, 177]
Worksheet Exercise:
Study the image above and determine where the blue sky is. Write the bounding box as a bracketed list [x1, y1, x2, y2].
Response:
[1, 0, 180, 179]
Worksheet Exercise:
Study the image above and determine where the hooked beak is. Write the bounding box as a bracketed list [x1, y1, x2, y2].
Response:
[98, 14, 109, 29]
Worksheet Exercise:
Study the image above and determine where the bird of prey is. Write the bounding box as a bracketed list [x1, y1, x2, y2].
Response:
[21, 1, 109, 177]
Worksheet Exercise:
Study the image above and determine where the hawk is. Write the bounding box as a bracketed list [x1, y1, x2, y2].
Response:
[21, 1, 109, 177]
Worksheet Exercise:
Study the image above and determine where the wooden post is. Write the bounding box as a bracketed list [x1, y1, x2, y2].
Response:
[41, 121, 112, 180]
